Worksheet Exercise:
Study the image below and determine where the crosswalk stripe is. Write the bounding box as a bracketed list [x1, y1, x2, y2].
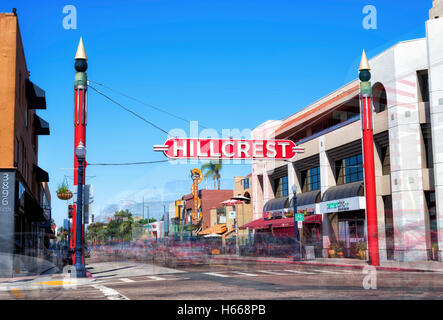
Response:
[258, 270, 288, 275]
[284, 269, 317, 275]
[92, 284, 129, 300]
[147, 276, 166, 281]
[119, 278, 135, 283]
[204, 272, 229, 278]
[232, 271, 258, 277]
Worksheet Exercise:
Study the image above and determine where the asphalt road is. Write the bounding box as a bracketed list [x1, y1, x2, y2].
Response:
[1, 255, 442, 300]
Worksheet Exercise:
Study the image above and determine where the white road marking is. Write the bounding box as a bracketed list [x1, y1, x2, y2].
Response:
[258, 270, 288, 276]
[340, 270, 359, 273]
[232, 271, 259, 277]
[119, 278, 135, 283]
[284, 269, 317, 275]
[92, 284, 129, 300]
[311, 269, 342, 274]
[204, 272, 229, 278]
[147, 276, 166, 281]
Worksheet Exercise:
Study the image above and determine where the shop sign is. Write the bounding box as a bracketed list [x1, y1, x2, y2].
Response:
[320, 197, 365, 213]
[154, 138, 304, 160]
[295, 214, 305, 222]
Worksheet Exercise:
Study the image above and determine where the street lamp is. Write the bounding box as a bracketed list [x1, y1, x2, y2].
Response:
[74, 141, 87, 277]
[292, 185, 301, 261]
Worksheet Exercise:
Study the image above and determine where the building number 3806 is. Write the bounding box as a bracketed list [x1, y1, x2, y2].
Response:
[1, 173, 10, 207]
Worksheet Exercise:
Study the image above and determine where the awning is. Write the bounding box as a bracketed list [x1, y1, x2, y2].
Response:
[24, 192, 46, 222]
[322, 181, 364, 202]
[33, 164, 49, 182]
[263, 197, 289, 212]
[34, 114, 50, 135]
[240, 215, 322, 230]
[263, 197, 290, 219]
[290, 190, 321, 215]
[291, 190, 321, 207]
[239, 218, 272, 230]
[220, 199, 244, 206]
[199, 224, 227, 236]
[26, 79, 46, 110]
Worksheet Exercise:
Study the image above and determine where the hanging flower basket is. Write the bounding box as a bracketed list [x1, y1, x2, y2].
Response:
[57, 178, 72, 200]
[57, 191, 73, 200]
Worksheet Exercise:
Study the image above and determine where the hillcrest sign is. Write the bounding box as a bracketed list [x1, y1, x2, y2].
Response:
[154, 138, 304, 160]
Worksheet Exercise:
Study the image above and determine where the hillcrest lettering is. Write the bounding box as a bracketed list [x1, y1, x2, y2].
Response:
[154, 138, 304, 160]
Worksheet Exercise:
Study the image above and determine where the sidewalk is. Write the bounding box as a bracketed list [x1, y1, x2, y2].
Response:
[211, 254, 443, 272]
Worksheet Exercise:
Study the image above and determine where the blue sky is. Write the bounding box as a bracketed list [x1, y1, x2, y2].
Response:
[0, 0, 431, 226]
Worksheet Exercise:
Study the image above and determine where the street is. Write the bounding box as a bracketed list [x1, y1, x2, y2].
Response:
[1, 254, 442, 300]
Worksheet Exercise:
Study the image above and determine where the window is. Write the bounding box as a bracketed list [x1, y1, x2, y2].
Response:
[417, 70, 429, 103]
[336, 154, 364, 184]
[421, 124, 433, 169]
[381, 146, 391, 175]
[274, 176, 288, 198]
[14, 138, 19, 167]
[242, 178, 250, 190]
[302, 166, 320, 192]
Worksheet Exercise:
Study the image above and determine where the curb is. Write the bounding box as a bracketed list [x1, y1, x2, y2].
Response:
[210, 256, 433, 273]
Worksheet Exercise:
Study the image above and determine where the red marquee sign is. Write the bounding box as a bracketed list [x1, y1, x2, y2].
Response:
[154, 138, 304, 160]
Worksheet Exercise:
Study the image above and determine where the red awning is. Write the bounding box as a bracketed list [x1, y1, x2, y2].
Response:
[304, 214, 322, 224]
[239, 215, 322, 230]
[239, 218, 272, 230]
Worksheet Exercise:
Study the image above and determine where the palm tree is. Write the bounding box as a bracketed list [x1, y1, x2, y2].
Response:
[201, 160, 223, 190]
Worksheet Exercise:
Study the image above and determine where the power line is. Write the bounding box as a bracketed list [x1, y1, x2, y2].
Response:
[88, 160, 169, 166]
[88, 79, 207, 129]
[88, 85, 170, 135]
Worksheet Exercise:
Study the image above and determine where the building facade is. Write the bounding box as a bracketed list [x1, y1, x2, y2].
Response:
[0, 12, 52, 277]
[250, 4, 443, 263]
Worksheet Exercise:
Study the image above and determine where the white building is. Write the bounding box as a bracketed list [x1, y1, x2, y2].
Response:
[250, 2, 443, 263]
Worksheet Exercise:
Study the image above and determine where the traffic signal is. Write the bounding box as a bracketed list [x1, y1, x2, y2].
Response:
[68, 205, 74, 218]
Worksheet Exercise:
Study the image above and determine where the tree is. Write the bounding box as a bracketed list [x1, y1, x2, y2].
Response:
[87, 222, 107, 244]
[201, 160, 223, 190]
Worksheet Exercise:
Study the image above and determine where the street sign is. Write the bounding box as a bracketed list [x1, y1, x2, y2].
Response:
[229, 211, 236, 219]
[154, 138, 304, 160]
[295, 214, 305, 222]
[297, 221, 303, 228]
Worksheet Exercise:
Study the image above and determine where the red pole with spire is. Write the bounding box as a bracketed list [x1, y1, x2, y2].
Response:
[359, 50, 380, 266]
[71, 38, 88, 264]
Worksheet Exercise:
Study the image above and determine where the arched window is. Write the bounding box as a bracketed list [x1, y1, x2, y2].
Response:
[372, 82, 387, 113]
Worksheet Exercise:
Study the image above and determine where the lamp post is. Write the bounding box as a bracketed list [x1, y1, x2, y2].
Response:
[359, 50, 380, 266]
[74, 141, 86, 277]
[292, 185, 301, 261]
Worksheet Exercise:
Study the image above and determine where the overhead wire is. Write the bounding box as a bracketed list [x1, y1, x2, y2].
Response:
[88, 84, 170, 134]
[88, 79, 207, 129]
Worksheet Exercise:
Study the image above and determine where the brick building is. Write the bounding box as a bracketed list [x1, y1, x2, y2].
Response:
[0, 11, 52, 277]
